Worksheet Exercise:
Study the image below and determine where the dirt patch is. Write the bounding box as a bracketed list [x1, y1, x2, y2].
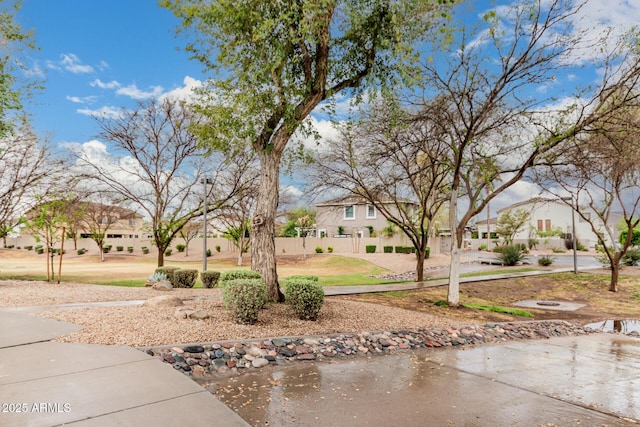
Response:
[335, 270, 640, 325]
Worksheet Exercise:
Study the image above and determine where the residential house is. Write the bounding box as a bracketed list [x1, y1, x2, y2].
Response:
[475, 197, 618, 249]
[315, 197, 417, 238]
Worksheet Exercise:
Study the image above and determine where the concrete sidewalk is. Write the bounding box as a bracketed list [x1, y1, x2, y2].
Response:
[0, 310, 248, 427]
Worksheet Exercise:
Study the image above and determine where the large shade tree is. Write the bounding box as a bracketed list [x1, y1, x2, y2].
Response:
[162, 0, 454, 302]
[72, 98, 255, 266]
[413, 0, 640, 306]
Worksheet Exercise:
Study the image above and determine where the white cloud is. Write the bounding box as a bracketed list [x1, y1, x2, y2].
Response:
[116, 83, 164, 100]
[76, 106, 123, 119]
[90, 79, 121, 89]
[160, 76, 203, 102]
[66, 95, 97, 104]
[60, 53, 94, 74]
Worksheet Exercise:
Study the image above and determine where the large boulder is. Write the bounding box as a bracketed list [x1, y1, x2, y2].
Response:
[143, 295, 184, 307]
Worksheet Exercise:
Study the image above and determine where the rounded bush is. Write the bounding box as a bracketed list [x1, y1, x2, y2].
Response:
[165, 248, 172, 256]
[315, 246, 323, 253]
[174, 269, 198, 288]
[283, 279, 325, 321]
[219, 269, 262, 284]
[365, 245, 376, 253]
[222, 278, 267, 324]
[201, 270, 221, 288]
[383, 246, 393, 253]
[538, 255, 555, 266]
[155, 267, 180, 287]
[176, 244, 186, 253]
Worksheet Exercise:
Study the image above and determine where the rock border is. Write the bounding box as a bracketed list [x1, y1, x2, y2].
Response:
[143, 320, 613, 380]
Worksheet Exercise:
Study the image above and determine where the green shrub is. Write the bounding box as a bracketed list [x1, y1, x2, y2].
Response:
[495, 245, 528, 266]
[220, 269, 262, 284]
[622, 248, 640, 266]
[116, 246, 124, 252]
[283, 279, 325, 321]
[383, 246, 393, 253]
[148, 272, 167, 283]
[551, 247, 566, 253]
[155, 267, 180, 287]
[127, 246, 134, 253]
[25, 245, 33, 251]
[206, 248, 212, 257]
[176, 244, 186, 253]
[141, 246, 149, 254]
[165, 248, 172, 256]
[77, 248, 86, 255]
[424, 247, 430, 259]
[538, 255, 555, 266]
[327, 246, 333, 253]
[394, 246, 403, 253]
[6, 244, 14, 249]
[174, 269, 198, 288]
[102, 246, 110, 253]
[201, 270, 221, 288]
[222, 278, 267, 324]
[365, 245, 376, 253]
[315, 246, 323, 253]
[215, 245, 221, 252]
[105, 244, 112, 250]
[36, 247, 44, 254]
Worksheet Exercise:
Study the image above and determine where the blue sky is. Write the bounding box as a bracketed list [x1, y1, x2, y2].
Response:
[14, 0, 640, 213]
[18, 0, 203, 143]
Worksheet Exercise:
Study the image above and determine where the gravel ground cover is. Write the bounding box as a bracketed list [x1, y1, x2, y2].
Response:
[0, 279, 462, 347]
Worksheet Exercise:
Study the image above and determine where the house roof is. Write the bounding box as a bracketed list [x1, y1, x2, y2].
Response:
[315, 195, 418, 207]
[496, 197, 563, 214]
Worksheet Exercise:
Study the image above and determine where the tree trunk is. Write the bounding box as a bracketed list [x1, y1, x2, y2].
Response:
[251, 149, 284, 303]
[157, 246, 165, 267]
[415, 250, 425, 282]
[447, 189, 461, 306]
[609, 263, 619, 292]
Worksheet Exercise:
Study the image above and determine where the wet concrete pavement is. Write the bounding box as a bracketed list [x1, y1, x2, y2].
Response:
[206, 334, 640, 426]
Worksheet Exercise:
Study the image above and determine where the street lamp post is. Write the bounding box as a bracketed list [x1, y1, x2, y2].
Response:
[562, 196, 578, 274]
[201, 178, 213, 272]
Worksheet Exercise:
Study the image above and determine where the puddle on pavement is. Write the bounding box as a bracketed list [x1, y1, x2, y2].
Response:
[199, 343, 636, 426]
[585, 319, 640, 334]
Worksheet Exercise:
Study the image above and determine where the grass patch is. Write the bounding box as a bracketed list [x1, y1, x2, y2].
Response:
[461, 302, 534, 317]
[318, 274, 401, 286]
[461, 268, 537, 278]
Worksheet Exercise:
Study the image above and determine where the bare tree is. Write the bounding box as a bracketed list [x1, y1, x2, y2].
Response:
[77, 195, 130, 261]
[413, 0, 640, 305]
[72, 98, 255, 266]
[0, 128, 64, 246]
[178, 218, 201, 257]
[219, 188, 257, 267]
[311, 100, 450, 281]
[535, 96, 640, 292]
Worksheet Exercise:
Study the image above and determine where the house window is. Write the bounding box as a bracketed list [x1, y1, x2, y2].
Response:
[366, 205, 376, 219]
[344, 205, 355, 220]
[545, 219, 551, 231]
[537, 220, 543, 231]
